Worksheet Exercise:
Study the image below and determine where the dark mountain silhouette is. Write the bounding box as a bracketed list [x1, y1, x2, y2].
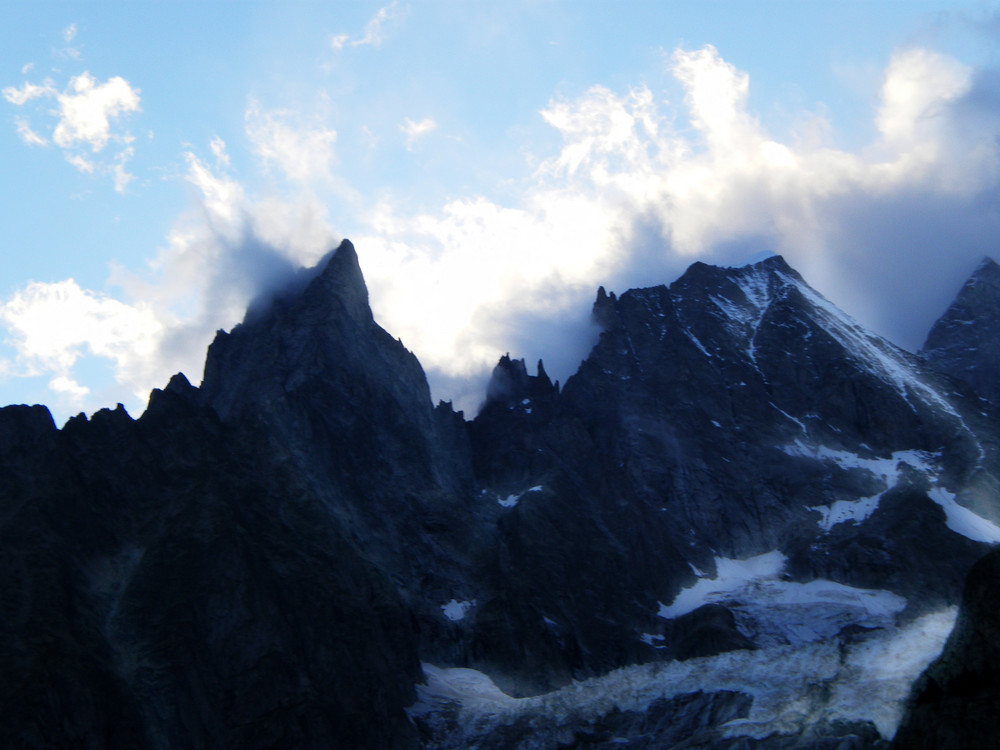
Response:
[1, 239, 998, 748]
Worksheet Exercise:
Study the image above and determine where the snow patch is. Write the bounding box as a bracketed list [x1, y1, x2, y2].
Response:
[497, 485, 543, 508]
[786, 441, 1000, 539]
[639, 633, 666, 648]
[441, 599, 476, 622]
[684, 327, 712, 357]
[810, 495, 882, 530]
[658, 551, 785, 619]
[927, 487, 1000, 543]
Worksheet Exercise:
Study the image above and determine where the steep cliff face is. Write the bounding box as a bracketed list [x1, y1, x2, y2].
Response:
[0, 375, 421, 749]
[199, 240, 484, 656]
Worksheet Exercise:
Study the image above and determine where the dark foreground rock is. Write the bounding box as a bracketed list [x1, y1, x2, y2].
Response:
[892, 546, 1000, 750]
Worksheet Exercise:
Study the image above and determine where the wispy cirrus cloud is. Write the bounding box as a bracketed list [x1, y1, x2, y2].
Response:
[331, 2, 402, 50]
[399, 116, 437, 150]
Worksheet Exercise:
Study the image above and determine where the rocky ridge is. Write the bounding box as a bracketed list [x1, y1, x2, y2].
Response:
[0, 240, 998, 748]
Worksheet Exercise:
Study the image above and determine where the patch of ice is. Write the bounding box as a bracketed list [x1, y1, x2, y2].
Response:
[783, 441, 938, 485]
[770, 402, 806, 435]
[497, 485, 544, 508]
[441, 599, 476, 622]
[927, 487, 1000, 543]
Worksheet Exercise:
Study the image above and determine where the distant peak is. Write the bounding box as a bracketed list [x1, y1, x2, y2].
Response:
[723, 249, 780, 268]
[972, 256, 1000, 279]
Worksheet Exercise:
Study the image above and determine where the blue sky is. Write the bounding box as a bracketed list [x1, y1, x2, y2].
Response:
[2, 1, 1000, 423]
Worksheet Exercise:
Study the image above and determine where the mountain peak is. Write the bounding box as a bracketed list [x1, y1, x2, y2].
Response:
[922, 255, 1000, 404]
[299, 238, 372, 326]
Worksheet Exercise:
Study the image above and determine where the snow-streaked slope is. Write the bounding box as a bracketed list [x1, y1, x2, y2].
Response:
[783, 440, 1000, 541]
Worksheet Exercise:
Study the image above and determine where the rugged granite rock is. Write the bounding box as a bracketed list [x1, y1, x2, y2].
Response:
[1, 240, 999, 748]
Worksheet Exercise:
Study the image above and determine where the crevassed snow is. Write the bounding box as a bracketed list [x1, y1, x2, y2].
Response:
[657, 550, 905, 646]
[441, 599, 476, 622]
[411, 609, 957, 746]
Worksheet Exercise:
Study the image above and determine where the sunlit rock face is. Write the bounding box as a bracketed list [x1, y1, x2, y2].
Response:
[0, 240, 999, 749]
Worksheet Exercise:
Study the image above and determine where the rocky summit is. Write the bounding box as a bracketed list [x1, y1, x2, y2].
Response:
[1, 239, 999, 749]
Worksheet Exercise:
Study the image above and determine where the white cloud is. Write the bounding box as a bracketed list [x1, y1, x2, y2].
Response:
[4, 71, 141, 191]
[2, 79, 57, 105]
[49, 375, 89, 402]
[113, 146, 135, 193]
[210, 135, 230, 168]
[53, 72, 140, 151]
[15, 118, 47, 146]
[0, 280, 163, 402]
[245, 100, 338, 183]
[64, 23, 77, 43]
[331, 2, 401, 50]
[353, 1, 399, 47]
[352, 43, 1000, 408]
[400, 117, 437, 150]
[66, 153, 95, 173]
[184, 151, 245, 233]
[6, 43, 1000, 419]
